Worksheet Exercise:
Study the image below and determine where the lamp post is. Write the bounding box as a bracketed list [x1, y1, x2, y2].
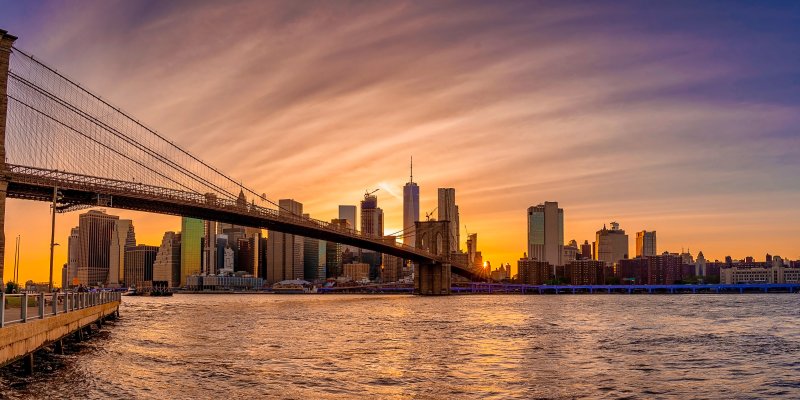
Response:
[48, 186, 62, 292]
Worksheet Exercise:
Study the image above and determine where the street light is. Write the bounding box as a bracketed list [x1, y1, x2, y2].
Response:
[48, 187, 63, 292]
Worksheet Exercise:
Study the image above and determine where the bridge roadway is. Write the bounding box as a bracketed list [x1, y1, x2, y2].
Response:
[4, 164, 485, 281]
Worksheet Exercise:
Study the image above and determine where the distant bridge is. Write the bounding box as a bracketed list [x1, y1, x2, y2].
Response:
[0, 30, 487, 293]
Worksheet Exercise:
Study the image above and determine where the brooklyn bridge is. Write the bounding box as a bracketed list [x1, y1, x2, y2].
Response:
[0, 30, 488, 296]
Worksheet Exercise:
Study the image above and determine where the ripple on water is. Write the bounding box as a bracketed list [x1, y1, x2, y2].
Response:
[3, 294, 800, 399]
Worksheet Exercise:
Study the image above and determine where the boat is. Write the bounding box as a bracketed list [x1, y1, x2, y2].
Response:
[272, 279, 316, 294]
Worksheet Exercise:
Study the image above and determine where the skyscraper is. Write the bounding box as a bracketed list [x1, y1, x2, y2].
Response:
[203, 220, 217, 275]
[77, 210, 119, 286]
[361, 194, 384, 279]
[123, 244, 159, 288]
[66, 227, 80, 288]
[438, 188, 460, 253]
[304, 236, 321, 281]
[403, 157, 420, 247]
[594, 222, 629, 266]
[266, 199, 304, 283]
[180, 217, 204, 287]
[361, 194, 384, 238]
[326, 218, 348, 278]
[636, 230, 657, 258]
[109, 219, 135, 287]
[153, 231, 181, 287]
[527, 202, 564, 267]
[338, 205, 357, 231]
[338, 205, 358, 255]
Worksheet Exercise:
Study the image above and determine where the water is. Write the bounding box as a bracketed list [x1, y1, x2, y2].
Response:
[2, 294, 800, 399]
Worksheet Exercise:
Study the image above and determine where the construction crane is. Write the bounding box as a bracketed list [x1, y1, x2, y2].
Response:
[364, 188, 380, 198]
[425, 207, 437, 221]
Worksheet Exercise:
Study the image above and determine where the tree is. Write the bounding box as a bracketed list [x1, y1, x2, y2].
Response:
[5, 281, 19, 294]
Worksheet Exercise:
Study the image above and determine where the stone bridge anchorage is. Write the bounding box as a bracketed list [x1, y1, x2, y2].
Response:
[0, 30, 488, 294]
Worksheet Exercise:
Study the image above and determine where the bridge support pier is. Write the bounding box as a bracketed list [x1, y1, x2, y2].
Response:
[414, 262, 451, 296]
[0, 30, 18, 281]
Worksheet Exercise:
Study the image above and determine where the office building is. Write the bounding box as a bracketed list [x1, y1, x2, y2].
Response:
[594, 222, 629, 266]
[466, 233, 478, 268]
[77, 210, 119, 286]
[180, 217, 204, 287]
[153, 231, 181, 287]
[326, 218, 349, 278]
[109, 219, 135, 287]
[266, 199, 305, 284]
[636, 230, 657, 258]
[66, 227, 80, 288]
[123, 244, 159, 288]
[304, 236, 321, 281]
[339, 205, 358, 254]
[438, 188, 460, 253]
[203, 220, 217, 275]
[215, 234, 229, 273]
[527, 202, 564, 267]
[403, 158, 420, 247]
[361, 194, 384, 238]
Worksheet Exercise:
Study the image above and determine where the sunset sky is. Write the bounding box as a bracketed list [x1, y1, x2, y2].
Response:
[2, 0, 799, 283]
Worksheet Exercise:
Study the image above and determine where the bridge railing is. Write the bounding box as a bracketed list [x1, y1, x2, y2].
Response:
[0, 291, 122, 328]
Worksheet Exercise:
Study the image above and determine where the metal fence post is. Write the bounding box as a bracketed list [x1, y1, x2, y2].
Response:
[39, 293, 45, 319]
[22, 293, 28, 322]
[52, 292, 58, 316]
[0, 293, 5, 328]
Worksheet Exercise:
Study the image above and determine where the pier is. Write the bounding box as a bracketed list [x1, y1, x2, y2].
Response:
[0, 292, 121, 371]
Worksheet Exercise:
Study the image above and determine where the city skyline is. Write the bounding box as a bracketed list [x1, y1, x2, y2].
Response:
[2, 0, 800, 283]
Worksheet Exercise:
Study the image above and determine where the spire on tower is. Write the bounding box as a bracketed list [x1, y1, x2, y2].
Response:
[410, 156, 413, 183]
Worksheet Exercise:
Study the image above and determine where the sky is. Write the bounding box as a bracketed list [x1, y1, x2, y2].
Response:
[2, 0, 799, 283]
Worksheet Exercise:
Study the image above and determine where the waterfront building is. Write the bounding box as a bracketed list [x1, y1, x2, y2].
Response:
[594, 222, 628, 266]
[518, 258, 551, 285]
[186, 274, 264, 291]
[223, 247, 235, 271]
[258, 236, 268, 279]
[343, 262, 371, 282]
[108, 219, 135, 288]
[647, 253, 683, 285]
[123, 244, 159, 288]
[527, 202, 564, 268]
[66, 227, 80, 288]
[680, 249, 694, 265]
[266, 199, 304, 284]
[180, 217, 204, 287]
[153, 231, 181, 287]
[617, 257, 649, 284]
[403, 158, 420, 247]
[636, 230, 657, 258]
[566, 259, 605, 285]
[438, 188, 460, 253]
[720, 259, 800, 284]
[77, 210, 119, 286]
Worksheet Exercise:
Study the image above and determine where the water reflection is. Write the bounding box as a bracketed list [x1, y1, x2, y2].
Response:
[2, 294, 799, 399]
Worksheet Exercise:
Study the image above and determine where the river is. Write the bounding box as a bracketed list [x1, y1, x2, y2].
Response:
[2, 293, 799, 399]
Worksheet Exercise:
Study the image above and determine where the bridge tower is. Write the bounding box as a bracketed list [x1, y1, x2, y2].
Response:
[0, 30, 17, 281]
[414, 220, 451, 295]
